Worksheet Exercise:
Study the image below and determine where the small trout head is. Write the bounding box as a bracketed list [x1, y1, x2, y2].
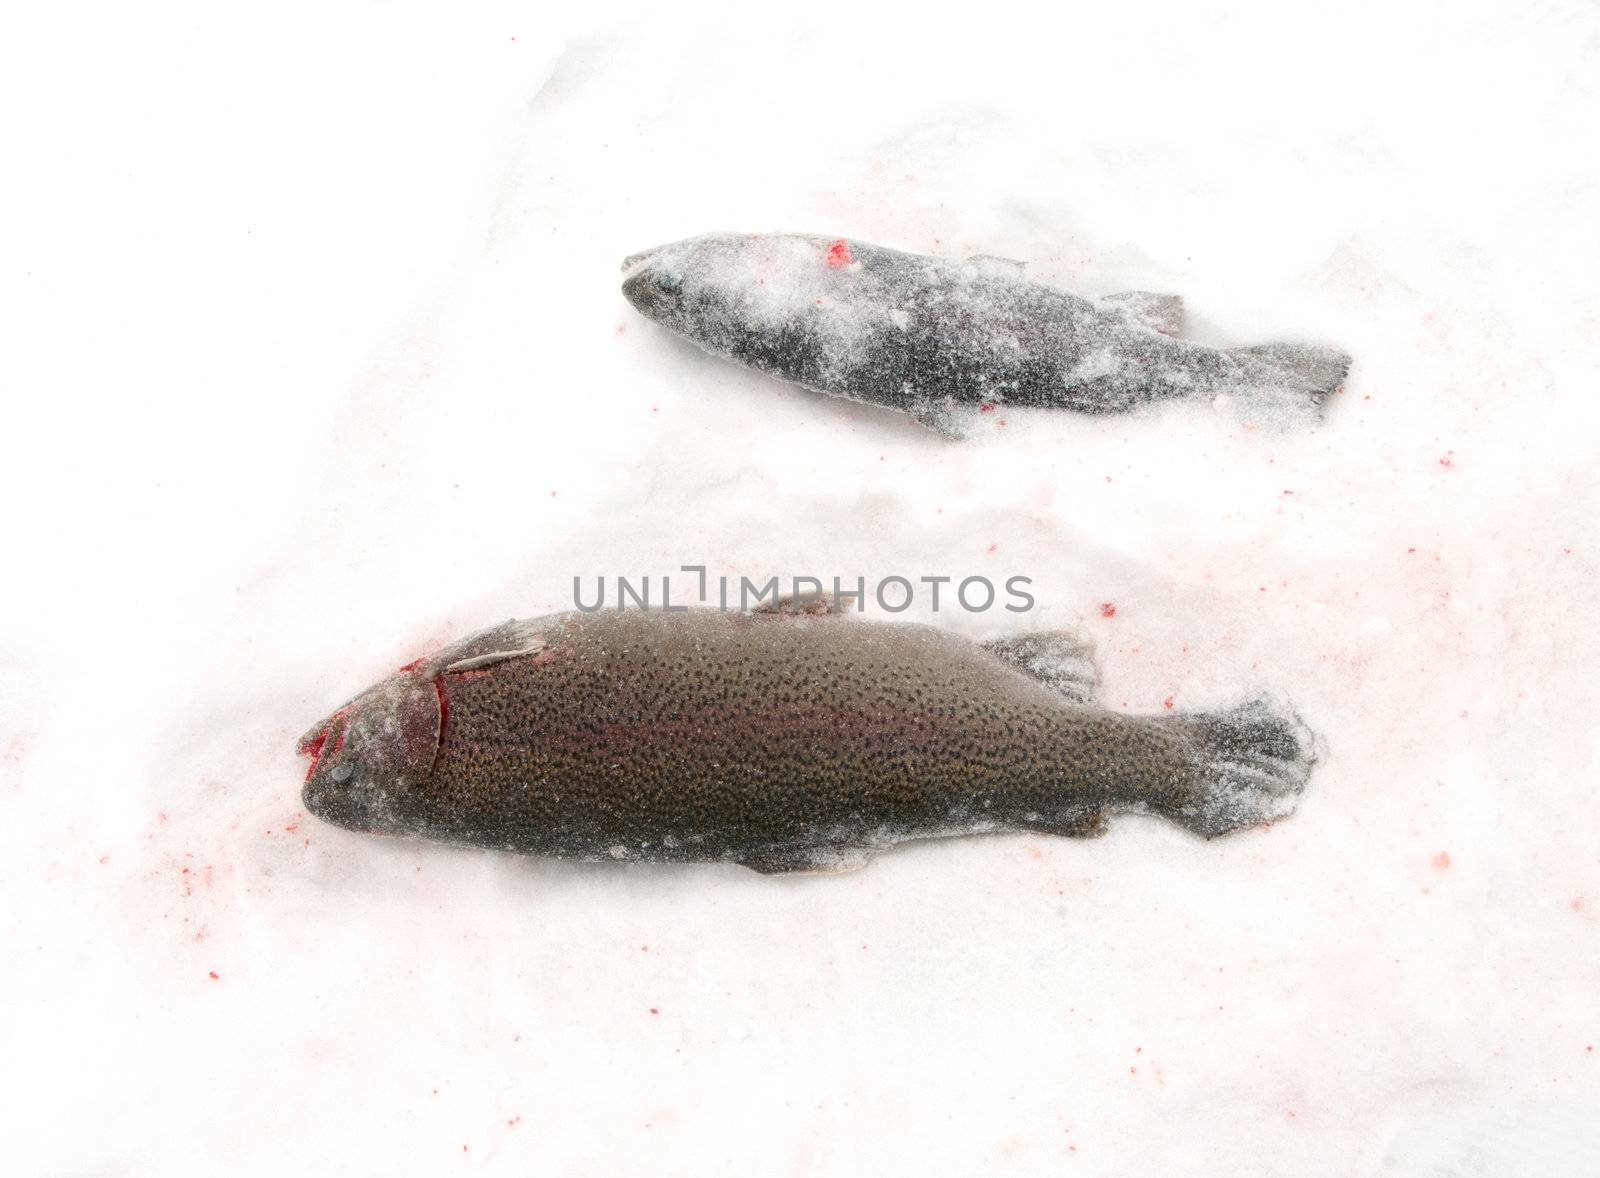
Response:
[298, 670, 440, 835]
[621, 239, 692, 327]
[622, 232, 821, 345]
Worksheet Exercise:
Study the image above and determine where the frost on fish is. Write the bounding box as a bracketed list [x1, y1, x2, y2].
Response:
[298, 606, 1317, 873]
[621, 232, 1351, 436]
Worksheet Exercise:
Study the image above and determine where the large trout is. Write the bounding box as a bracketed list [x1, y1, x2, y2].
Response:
[298, 600, 1315, 873]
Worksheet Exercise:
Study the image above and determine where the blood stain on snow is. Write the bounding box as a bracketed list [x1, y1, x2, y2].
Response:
[1432, 851, 1452, 870]
[979, 402, 996, 413]
[1439, 452, 1455, 468]
[649, 1007, 659, 1015]
[1099, 603, 1117, 618]
[825, 238, 853, 267]
[1571, 897, 1585, 912]
[1162, 697, 1175, 710]
[208, 971, 219, 980]
[986, 544, 999, 554]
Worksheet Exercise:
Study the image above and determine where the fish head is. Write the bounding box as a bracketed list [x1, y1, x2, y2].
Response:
[620, 237, 697, 327]
[622, 232, 809, 337]
[298, 669, 441, 836]
[622, 232, 869, 377]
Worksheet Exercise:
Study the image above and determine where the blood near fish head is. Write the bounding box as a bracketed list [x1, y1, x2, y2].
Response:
[298, 670, 441, 835]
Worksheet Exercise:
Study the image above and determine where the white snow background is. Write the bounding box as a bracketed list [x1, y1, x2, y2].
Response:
[3, 2, 1598, 1174]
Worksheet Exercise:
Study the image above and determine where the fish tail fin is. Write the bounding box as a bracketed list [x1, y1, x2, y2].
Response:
[1162, 696, 1316, 838]
[1228, 342, 1351, 410]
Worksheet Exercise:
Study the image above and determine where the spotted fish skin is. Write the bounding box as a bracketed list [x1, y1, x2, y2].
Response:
[621, 232, 1350, 436]
[299, 605, 1315, 873]
[297, 608, 1312, 877]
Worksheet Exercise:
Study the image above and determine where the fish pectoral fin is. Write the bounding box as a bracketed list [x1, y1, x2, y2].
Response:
[738, 845, 872, 875]
[751, 590, 861, 617]
[444, 636, 547, 674]
[981, 631, 1100, 704]
[1102, 290, 1184, 336]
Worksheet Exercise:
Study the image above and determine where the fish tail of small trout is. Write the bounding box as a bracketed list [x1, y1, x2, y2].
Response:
[1160, 697, 1317, 838]
[1227, 341, 1352, 409]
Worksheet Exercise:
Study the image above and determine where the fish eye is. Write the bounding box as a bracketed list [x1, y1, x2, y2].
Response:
[656, 271, 682, 291]
[331, 762, 354, 783]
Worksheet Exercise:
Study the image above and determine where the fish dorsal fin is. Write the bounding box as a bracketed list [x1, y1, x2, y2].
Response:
[969, 254, 1027, 274]
[1102, 290, 1184, 336]
[445, 634, 547, 673]
[981, 631, 1100, 704]
[751, 589, 861, 617]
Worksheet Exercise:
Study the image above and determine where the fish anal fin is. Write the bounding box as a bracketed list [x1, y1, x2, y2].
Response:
[908, 397, 974, 440]
[1102, 290, 1184, 336]
[982, 631, 1100, 704]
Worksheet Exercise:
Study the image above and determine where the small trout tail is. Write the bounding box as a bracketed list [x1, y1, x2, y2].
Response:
[1227, 341, 1351, 411]
[1162, 697, 1316, 838]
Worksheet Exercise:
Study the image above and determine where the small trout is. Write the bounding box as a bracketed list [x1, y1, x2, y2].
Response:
[621, 232, 1350, 436]
[298, 600, 1315, 873]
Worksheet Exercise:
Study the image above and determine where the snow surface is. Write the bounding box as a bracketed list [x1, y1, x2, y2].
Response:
[4, 2, 1598, 1174]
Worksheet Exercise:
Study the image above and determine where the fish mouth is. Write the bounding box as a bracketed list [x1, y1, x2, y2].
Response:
[297, 708, 351, 783]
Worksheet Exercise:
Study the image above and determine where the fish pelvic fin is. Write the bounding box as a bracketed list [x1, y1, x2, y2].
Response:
[1162, 696, 1316, 838]
[1102, 290, 1184, 336]
[981, 631, 1099, 704]
[738, 845, 873, 875]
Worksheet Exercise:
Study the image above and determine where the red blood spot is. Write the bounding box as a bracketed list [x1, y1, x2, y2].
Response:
[979, 402, 996, 413]
[1432, 851, 1451, 870]
[284, 822, 299, 833]
[508, 1116, 522, 1128]
[1162, 696, 1174, 710]
[1099, 603, 1117, 618]
[825, 238, 853, 267]
[1572, 897, 1585, 912]
[815, 297, 824, 306]
[208, 971, 219, 980]
[397, 659, 422, 672]
[986, 543, 998, 554]
[616, 324, 626, 335]
[640, 945, 649, 952]
[1439, 453, 1454, 468]
[649, 1007, 659, 1015]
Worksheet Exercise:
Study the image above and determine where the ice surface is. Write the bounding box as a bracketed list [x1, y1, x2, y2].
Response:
[3, 2, 1598, 1174]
